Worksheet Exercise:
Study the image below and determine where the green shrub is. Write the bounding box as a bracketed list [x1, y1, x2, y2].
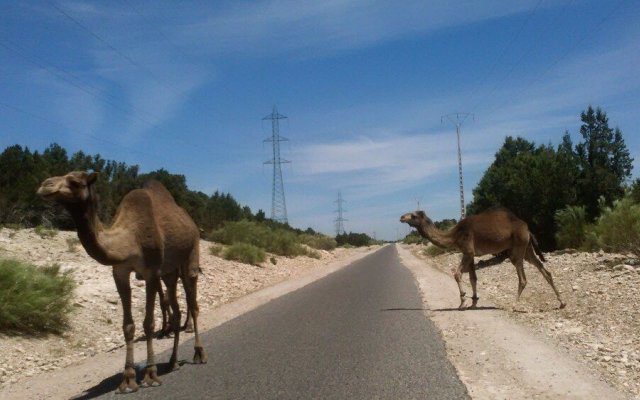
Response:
[554, 206, 589, 249]
[223, 243, 266, 265]
[423, 245, 448, 257]
[304, 248, 321, 259]
[2, 223, 23, 230]
[298, 234, 337, 251]
[34, 225, 57, 239]
[403, 232, 425, 245]
[209, 244, 224, 256]
[66, 237, 80, 252]
[595, 197, 640, 255]
[0, 259, 75, 334]
[211, 220, 314, 257]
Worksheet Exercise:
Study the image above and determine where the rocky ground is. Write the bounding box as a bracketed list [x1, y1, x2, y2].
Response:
[0, 227, 367, 390]
[411, 245, 640, 399]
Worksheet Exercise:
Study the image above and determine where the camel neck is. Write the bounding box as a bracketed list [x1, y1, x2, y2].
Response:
[416, 221, 453, 248]
[67, 186, 123, 265]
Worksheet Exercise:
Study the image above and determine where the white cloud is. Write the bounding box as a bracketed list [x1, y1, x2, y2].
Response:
[181, 0, 560, 57]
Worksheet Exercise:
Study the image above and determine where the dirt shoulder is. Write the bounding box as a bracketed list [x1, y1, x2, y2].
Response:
[397, 244, 636, 399]
[0, 227, 376, 399]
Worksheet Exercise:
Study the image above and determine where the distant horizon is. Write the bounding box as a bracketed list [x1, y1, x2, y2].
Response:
[2, 1, 638, 240]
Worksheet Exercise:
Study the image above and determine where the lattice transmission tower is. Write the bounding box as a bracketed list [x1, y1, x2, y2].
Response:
[334, 191, 347, 236]
[263, 106, 290, 224]
[441, 112, 474, 219]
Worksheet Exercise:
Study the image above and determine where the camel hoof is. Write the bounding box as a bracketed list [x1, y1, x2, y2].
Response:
[559, 302, 567, 309]
[117, 367, 138, 394]
[141, 366, 162, 388]
[193, 346, 208, 364]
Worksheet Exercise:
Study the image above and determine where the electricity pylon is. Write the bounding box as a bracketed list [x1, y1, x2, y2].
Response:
[263, 106, 290, 224]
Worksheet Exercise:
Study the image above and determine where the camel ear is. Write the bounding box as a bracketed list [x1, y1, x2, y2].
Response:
[416, 210, 426, 218]
[87, 172, 98, 185]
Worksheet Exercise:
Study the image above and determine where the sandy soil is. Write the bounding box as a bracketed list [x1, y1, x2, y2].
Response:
[0, 227, 372, 397]
[399, 244, 639, 400]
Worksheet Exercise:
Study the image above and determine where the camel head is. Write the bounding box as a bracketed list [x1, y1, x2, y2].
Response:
[37, 171, 98, 205]
[399, 210, 432, 228]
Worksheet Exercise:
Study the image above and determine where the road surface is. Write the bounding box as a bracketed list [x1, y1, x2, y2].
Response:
[84, 245, 468, 399]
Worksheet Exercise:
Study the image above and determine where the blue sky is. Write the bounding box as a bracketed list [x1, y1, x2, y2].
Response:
[1, 0, 638, 241]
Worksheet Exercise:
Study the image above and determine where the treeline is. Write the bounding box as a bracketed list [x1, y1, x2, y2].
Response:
[467, 105, 635, 251]
[0, 143, 255, 233]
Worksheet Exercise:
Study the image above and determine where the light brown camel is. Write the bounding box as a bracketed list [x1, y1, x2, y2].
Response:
[400, 208, 566, 310]
[37, 171, 206, 393]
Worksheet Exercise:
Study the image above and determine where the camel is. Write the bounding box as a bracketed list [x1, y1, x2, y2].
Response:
[37, 171, 207, 393]
[400, 208, 566, 310]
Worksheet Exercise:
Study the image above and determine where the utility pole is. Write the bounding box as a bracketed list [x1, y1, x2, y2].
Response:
[415, 196, 423, 211]
[442, 113, 474, 219]
[263, 106, 290, 224]
[334, 191, 347, 236]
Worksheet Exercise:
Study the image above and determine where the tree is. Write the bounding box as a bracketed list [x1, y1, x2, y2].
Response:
[467, 136, 578, 249]
[575, 106, 633, 220]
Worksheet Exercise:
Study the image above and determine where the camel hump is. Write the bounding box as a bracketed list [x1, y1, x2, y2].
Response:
[142, 180, 177, 204]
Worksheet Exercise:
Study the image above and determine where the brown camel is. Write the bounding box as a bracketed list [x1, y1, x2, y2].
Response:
[37, 171, 206, 393]
[400, 208, 566, 310]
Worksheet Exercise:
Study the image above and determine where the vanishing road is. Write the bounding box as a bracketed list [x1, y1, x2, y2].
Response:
[91, 245, 468, 399]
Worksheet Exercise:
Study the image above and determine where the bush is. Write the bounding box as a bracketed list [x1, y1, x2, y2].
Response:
[209, 244, 224, 257]
[554, 206, 589, 250]
[210, 220, 321, 257]
[595, 197, 640, 255]
[223, 243, 266, 265]
[66, 237, 80, 252]
[298, 234, 337, 251]
[423, 245, 448, 257]
[0, 259, 75, 334]
[403, 231, 424, 245]
[34, 225, 57, 239]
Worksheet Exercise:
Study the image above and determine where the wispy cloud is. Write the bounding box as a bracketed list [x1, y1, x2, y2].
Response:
[181, 0, 560, 57]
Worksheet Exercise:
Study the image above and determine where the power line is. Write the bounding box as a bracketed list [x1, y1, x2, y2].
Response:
[481, 0, 627, 119]
[0, 39, 231, 152]
[469, 0, 575, 116]
[465, 0, 543, 112]
[0, 100, 196, 171]
[47, 0, 183, 96]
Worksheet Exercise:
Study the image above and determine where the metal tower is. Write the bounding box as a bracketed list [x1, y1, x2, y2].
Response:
[263, 106, 290, 224]
[442, 113, 474, 219]
[334, 191, 347, 236]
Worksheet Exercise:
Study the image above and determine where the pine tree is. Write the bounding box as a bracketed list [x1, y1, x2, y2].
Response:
[575, 106, 633, 220]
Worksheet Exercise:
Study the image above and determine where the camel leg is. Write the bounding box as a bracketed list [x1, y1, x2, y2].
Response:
[182, 307, 194, 333]
[525, 245, 566, 309]
[141, 277, 162, 388]
[183, 271, 207, 363]
[469, 263, 479, 308]
[157, 281, 173, 338]
[509, 248, 527, 303]
[112, 267, 138, 394]
[454, 254, 473, 309]
[163, 272, 182, 371]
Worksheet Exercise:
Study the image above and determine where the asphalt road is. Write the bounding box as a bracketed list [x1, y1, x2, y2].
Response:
[88, 245, 468, 399]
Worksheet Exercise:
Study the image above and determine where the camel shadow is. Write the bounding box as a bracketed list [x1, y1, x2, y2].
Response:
[69, 360, 187, 400]
[431, 306, 501, 312]
[380, 307, 428, 312]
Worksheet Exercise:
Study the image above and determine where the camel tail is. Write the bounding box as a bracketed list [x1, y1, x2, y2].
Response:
[530, 233, 546, 262]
